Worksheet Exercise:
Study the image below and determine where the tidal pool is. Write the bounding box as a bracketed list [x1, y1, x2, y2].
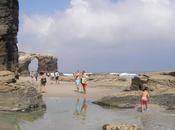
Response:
[1, 97, 175, 130]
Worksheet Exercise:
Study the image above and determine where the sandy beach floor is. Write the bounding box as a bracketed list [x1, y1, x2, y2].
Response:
[20, 77, 121, 100]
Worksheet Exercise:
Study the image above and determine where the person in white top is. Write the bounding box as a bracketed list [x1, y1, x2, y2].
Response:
[55, 71, 60, 84]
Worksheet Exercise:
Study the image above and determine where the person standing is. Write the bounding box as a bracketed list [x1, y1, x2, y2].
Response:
[81, 70, 88, 94]
[40, 72, 47, 93]
[74, 70, 81, 92]
[55, 71, 60, 84]
[140, 86, 150, 112]
[34, 71, 38, 81]
[15, 65, 20, 80]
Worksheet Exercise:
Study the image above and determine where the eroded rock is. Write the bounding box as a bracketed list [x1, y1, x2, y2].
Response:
[130, 73, 175, 91]
[0, 0, 19, 71]
[103, 123, 141, 130]
[93, 95, 138, 109]
[18, 52, 58, 75]
[0, 79, 46, 112]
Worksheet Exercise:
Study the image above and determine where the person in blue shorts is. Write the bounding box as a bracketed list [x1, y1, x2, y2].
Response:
[73, 70, 81, 92]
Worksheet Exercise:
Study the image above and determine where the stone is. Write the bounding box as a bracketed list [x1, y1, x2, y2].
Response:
[18, 52, 58, 75]
[93, 95, 138, 109]
[103, 123, 141, 130]
[0, 80, 46, 112]
[0, 0, 19, 71]
[0, 71, 15, 84]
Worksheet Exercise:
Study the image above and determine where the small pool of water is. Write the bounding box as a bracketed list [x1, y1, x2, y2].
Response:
[18, 97, 175, 130]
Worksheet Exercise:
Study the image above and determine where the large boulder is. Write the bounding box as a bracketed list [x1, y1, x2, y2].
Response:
[0, 0, 19, 71]
[130, 75, 148, 90]
[0, 71, 46, 112]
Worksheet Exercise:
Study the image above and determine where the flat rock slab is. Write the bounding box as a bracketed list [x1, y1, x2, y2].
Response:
[103, 123, 141, 130]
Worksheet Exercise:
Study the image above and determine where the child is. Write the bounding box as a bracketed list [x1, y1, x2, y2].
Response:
[140, 86, 150, 112]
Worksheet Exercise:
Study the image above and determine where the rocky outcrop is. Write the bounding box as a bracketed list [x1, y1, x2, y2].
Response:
[0, 0, 19, 71]
[130, 73, 175, 91]
[18, 52, 58, 75]
[0, 0, 46, 112]
[0, 71, 46, 112]
[93, 92, 175, 111]
[103, 123, 141, 130]
[93, 95, 138, 109]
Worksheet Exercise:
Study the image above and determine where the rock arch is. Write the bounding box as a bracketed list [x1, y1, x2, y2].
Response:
[18, 52, 58, 75]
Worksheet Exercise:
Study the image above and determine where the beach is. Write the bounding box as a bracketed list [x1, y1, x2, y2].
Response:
[20, 76, 124, 99]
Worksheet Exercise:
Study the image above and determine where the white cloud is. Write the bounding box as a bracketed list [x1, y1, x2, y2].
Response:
[18, 0, 175, 72]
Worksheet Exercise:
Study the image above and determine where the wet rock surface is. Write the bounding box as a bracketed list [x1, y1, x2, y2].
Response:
[103, 123, 141, 130]
[93, 95, 138, 109]
[0, 71, 46, 112]
[94, 72, 175, 111]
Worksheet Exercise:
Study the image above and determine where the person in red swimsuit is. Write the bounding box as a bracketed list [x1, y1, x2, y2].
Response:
[140, 86, 150, 112]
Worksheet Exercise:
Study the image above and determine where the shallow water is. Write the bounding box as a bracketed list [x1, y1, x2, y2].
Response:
[1, 97, 175, 130]
[18, 97, 175, 130]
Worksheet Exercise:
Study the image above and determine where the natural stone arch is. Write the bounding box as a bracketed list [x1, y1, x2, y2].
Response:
[28, 57, 39, 72]
[18, 52, 58, 75]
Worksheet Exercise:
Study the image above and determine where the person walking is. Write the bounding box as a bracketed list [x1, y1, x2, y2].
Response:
[74, 70, 81, 92]
[81, 70, 88, 94]
[140, 86, 150, 112]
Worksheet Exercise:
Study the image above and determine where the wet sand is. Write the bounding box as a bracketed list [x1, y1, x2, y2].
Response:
[19, 76, 122, 99]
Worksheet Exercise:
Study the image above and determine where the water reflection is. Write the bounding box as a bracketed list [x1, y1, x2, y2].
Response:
[0, 110, 45, 130]
[74, 97, 87, 120]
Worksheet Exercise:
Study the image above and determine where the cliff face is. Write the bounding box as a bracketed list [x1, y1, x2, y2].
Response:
[0, 0, 46, 112]
[0, 0, 19, 71]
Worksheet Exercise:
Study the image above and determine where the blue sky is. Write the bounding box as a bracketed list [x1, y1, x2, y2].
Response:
[19, 0, 70, 14]
[18, 0, 175, 73]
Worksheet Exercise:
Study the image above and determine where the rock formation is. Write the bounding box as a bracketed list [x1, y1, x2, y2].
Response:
[0, 0, 46, 112]
[0, 71, 46, 112]
[18, 52, 58, 75]
[93, 95, 138, 109]
[103, 123, 141, 130]
[0, 0, 19, 71]
[130, 72, 175, 91]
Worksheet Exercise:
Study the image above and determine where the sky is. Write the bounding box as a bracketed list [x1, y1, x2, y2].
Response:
[18, 0, 175, 73]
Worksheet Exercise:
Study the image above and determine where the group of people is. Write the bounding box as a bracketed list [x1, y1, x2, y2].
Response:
[30, 71, 39, 81]
[30, 71, 47, 93]
[73, 70, 88, 94]
[49, 71, 60, 84]
[30, 71, 59, 93]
